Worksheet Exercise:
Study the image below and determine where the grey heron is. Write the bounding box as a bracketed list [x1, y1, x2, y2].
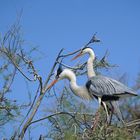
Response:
[47, 66, 92, 100]
[72, 47, 138, 123]
[47, 65, 135, 123]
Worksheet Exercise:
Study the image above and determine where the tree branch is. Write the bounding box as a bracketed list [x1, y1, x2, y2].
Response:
[18, 49, 64, 140]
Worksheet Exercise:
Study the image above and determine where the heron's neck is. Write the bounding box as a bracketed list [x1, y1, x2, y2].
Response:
[67, 72, 91, 100]
[87, 52, 96, 78]
[68, 73, 80, 93]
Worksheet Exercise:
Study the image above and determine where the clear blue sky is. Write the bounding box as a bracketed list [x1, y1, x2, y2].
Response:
[0, 0, 140, 81]
[0, 0, 140, 138]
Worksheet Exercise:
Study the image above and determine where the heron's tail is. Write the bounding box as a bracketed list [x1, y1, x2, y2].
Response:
[110, 101, 125, 124]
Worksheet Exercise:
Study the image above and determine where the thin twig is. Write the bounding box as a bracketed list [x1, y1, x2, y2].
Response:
[56, 60, 87, 70]
[59, 49, 80, 58]
[29, 111, 90, 130]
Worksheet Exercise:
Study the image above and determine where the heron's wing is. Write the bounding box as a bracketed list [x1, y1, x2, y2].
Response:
[104, 76, 137, 97]
[86, 75, 137, 101]
[86, 76, 119, 101]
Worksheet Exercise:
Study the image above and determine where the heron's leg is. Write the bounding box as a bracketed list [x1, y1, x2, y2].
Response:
[102, 101, 110, 123]
[109, 109, 113, 125]
[98, 97, 102, 108]
[92, 97, 101, 130]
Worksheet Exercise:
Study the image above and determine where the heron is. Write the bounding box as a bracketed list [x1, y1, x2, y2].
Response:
[47, 65, 93, 100]
[71, 47, 138, 123]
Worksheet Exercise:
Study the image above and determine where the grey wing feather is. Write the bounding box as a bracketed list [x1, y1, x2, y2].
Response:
[87, 75, 137, 99]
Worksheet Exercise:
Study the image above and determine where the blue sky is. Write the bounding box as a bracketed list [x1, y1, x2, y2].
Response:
[0, 0, 140, 138]
[0, 0, 140, 82]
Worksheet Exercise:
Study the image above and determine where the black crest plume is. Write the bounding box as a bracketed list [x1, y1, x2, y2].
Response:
[56, 64, 63, 78]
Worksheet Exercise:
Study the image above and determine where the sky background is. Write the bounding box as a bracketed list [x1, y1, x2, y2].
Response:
[0, 0, 140, 139]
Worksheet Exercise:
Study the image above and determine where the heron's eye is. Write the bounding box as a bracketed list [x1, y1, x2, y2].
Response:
[80, 49, 84, 53]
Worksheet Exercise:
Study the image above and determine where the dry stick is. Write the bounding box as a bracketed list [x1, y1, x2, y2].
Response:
[29, 112, 77, 126]
[59, 49, 80, 58]
[126, 119, 140, 127]
[30, 111, 94, 125]
[57, 60, 87, 70]
[18, 85, 40, 131]
[18, 49, 64, 140]
[29, 111, 88, 130]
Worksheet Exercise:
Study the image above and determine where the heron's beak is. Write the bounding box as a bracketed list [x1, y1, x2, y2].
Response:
[47, 79, 58, 90]
[71, 52, 82, 61]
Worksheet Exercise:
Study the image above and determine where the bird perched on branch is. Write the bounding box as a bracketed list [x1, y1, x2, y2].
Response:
[71, 47, 138, 123]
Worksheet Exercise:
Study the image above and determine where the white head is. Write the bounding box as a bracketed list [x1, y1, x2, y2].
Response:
[47, 65, 76, 89]
[56, 67, 76, 81]
[72, 47, 95, 60]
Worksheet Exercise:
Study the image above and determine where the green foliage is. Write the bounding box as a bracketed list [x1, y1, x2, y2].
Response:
[0, 99, 20, 126]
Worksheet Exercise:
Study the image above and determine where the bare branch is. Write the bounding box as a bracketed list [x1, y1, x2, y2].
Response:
[59, 49, 80, 58]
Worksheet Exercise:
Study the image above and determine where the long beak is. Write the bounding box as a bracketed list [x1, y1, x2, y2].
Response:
[71, 52, 82, 61]
[47, 79, 58, 90]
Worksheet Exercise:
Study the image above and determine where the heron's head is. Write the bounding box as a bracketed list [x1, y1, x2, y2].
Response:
[71, 47, 95, 60]
[47, 65, 75, 90]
